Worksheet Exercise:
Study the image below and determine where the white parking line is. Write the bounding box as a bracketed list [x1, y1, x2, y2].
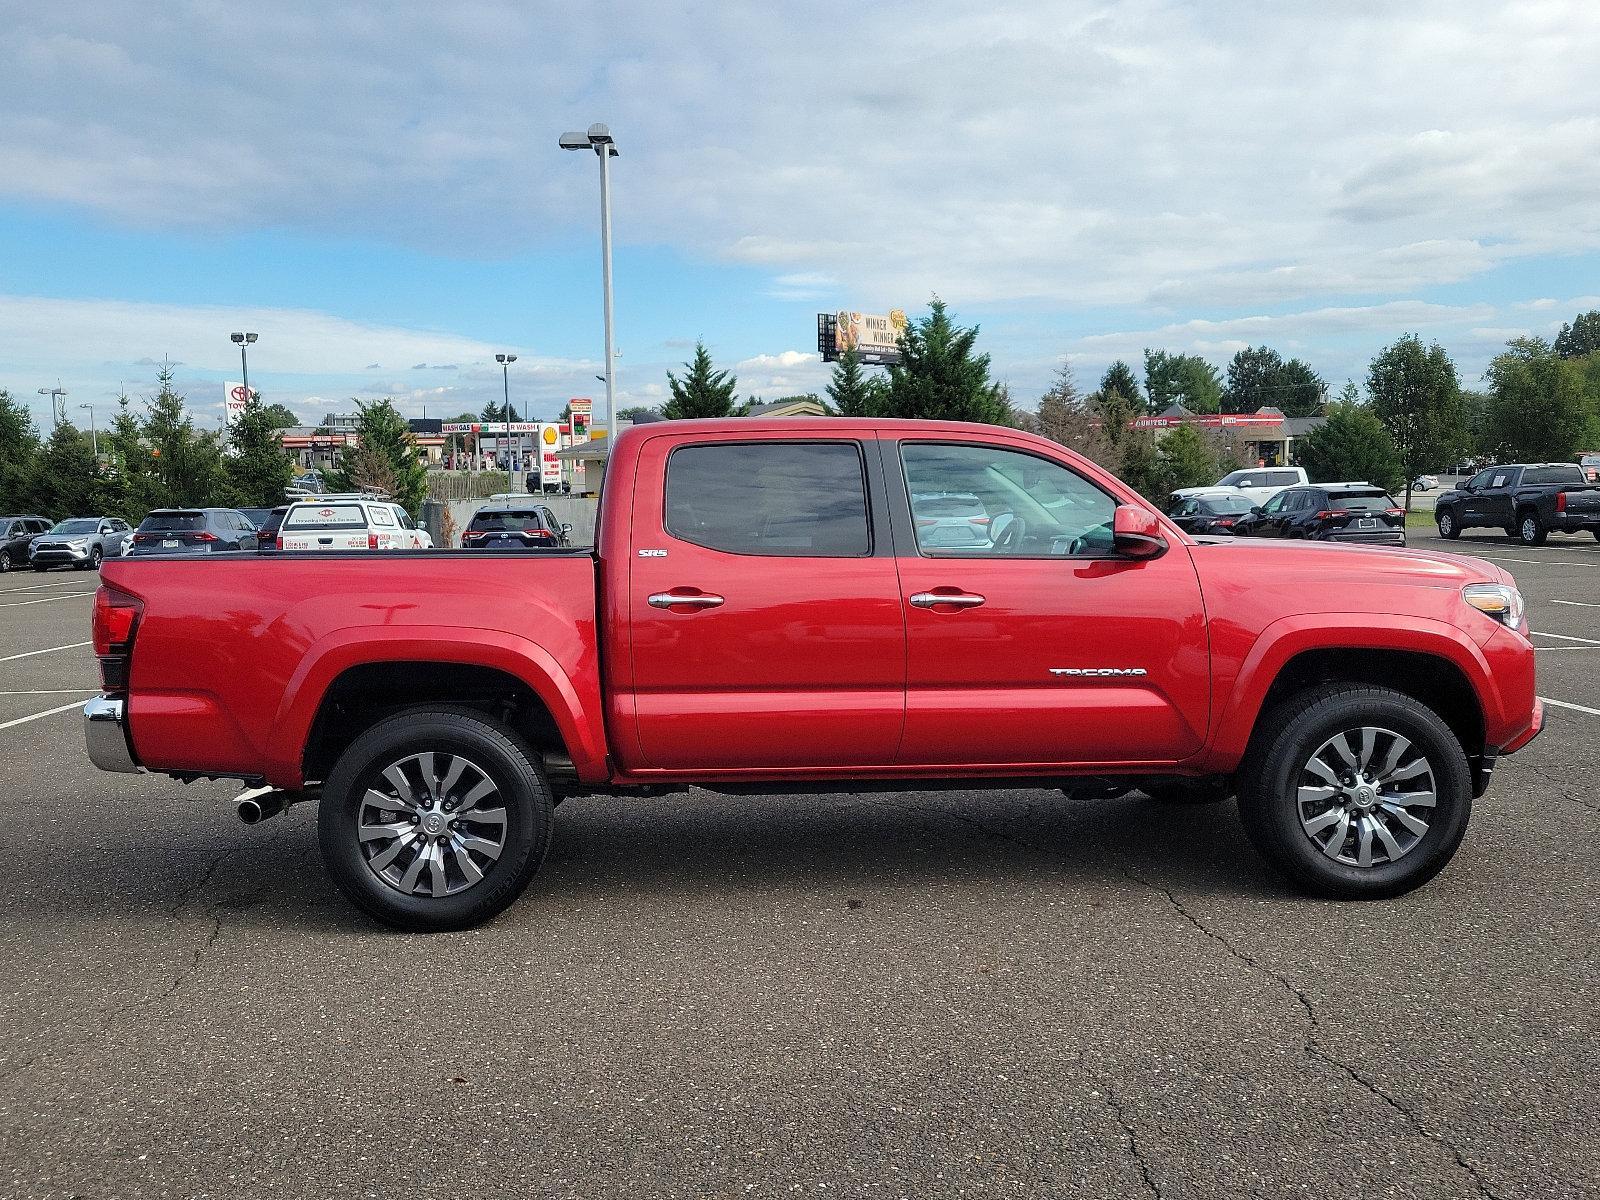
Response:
[0, 699, 90, 731]
[1531, 630, 1600, 645]
[0, 576, 100, 595]
[0, 641, 93, 663]
[0, 592, 95, 608]
[1541, 696, 1600, 717]
[0, 689, 102, 695]
[1550, 599, 1600, 608]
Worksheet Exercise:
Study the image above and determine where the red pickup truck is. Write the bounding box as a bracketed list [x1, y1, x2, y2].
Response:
[84, 418, 1542, 931]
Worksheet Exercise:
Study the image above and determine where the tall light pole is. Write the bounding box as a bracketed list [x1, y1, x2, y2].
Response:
[38, 386, 68, 428]
[495, 353, 518, 491]
[559, 123, 619, 447]
[230, 333, 258, 434]
[79, 403, 98, 458]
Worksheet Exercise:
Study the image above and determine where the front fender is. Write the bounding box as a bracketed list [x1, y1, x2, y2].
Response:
[266, 625, 608, 788]
[1197, 613, 1498, 771]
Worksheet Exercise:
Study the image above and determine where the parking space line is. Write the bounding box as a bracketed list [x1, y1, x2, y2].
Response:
[1541, 696, 1600, 717]
[0, 641, 93, 663]
[1550, 599, 1600, 608]
[1531, 631, 1600, 645]
[0, 592, 95, 608]
[0, 689, 102, 695]
[0, 577, 102, 595]
[0, 699, 90, 731]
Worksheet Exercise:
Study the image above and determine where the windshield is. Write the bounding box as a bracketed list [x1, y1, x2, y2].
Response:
[140, 512, 205, 531]
[471, 511, 546, 530]
[52, 519, 99, 535]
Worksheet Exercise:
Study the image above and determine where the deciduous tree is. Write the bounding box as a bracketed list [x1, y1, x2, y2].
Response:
[1144, 349, 1222, 415]
[1554, 311, 1600, 360]
[1295, 402, 1403, 493]
[1482, 337, 1598, 462]
[1367, 335, 1466, 509]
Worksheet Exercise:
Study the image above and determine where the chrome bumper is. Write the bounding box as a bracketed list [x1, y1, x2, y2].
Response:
[84, 695, 142, 773]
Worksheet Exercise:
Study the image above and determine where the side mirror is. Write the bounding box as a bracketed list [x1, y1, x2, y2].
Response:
[1251, 506, 1264, 516]
[560, 523, 573, 535]
[1112, 505, 1168, 560]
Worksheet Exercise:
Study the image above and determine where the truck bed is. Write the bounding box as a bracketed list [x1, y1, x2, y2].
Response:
[100, 550, 603, 788]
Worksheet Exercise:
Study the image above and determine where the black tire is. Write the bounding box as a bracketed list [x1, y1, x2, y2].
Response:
[1435, 509, 1459, 539]
[88, 546, 103, 570]
[1516, 510, 1546, 546]
[0, 549, 10, 573]
[1142, 777, 1234, 805]
[318, 707, 554, 931]
[1237, 684, 1471, 899]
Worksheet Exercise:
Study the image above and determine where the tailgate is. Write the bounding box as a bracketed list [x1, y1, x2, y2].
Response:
[281, 530, 371, 550]
[1560, 487, 1600, 515]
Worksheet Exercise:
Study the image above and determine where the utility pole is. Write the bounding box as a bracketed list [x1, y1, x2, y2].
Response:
[79, 403, 98, 458]
[559, 123, 620, 446]
[38, 385, 68, 428]
[496, 353, 519, 492]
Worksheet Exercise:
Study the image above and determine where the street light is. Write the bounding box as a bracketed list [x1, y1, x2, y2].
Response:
[38, 386, 68, 427]
[78, 403, 97, 459]
[230, 332, 258, 419]
[495, 352, 519, 491]
[559, 122, 619, 448]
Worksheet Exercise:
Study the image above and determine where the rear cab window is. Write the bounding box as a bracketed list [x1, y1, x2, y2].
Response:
[664, 441, 871, 557]
[1523, 466, 1585, 486]
[283, 503, 368, 530]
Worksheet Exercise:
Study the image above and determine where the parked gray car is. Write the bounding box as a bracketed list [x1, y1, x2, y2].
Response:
[29, 516, 133, 571]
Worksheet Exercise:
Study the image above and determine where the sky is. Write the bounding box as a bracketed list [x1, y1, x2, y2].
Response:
[2, 1, 1599, 432]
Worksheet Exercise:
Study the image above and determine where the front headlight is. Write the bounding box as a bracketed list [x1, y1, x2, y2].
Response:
[1463, 583, 1525, 628]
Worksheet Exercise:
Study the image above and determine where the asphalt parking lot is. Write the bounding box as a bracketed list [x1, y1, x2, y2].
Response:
[1, 541, 1596, 1200]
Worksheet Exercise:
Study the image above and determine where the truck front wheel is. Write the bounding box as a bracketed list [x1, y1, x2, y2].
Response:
[317, 707, 554, 931]
[1237, 684, 1471, 899]
[1517, 511, 1547, 546]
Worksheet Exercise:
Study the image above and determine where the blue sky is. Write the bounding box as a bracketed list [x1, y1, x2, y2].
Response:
[3, 1, 1598, 432]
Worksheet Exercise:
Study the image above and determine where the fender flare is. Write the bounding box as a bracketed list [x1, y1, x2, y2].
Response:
[264, 625, 607, 787]
[1200, 613, 1497, 769]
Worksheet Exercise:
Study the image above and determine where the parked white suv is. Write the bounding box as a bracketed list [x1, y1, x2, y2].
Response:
[275, 495, 432, 552]
[1212, 467, 1308, 506]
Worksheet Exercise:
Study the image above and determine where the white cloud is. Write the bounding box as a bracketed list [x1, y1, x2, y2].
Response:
[3, 1, 1597, 312]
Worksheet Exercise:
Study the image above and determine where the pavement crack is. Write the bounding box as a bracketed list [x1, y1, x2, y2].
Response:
[1121, 865, 1505, 1200]
[1103, 1090, 1162, 1198]
[1516, 762, 1599, 815]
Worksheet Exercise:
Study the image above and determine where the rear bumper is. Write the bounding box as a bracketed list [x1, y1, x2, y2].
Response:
[84, 695, 142, 773]
[1549, 517, 1600, 533]
[1324, 530, 1406, 545]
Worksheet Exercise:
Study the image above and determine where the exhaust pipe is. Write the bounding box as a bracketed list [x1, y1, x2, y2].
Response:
[235, 785, 291, 825]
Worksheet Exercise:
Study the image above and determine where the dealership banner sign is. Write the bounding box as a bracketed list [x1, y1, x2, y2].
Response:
[817, 309, 908, 365]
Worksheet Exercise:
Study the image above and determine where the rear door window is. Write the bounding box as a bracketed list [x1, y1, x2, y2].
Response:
[665, 441, 871, 557]
[368, 506, 396, 527]
[283, 503, 367, 530]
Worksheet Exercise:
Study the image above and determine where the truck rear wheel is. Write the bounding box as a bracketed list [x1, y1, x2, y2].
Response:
[1237, 684, 1471, 899]
[317, 707, 554, 931]
[1517, 511, 1547, 545]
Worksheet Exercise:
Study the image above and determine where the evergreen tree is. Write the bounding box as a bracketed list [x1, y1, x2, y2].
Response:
[1367, 334, 1466, 509]
[224, 397, 296, 506]
[1100, 361, 1141, 409]
[1223, 346, 1326, 417]
[1295, 402, 1404, 493]
[1553, 311, 1600, 360]
[26, 423, 104, 518]
[100, 391, 159, 521]
[1033, 364, 1110, 463]
[259, 402, 300, 429]
[480, 399, 523, 425]
[663, 342, 738, 419]
[882, 298, 1013, 425]
[1155, 423, 1221, 493]
[1144, 349, 1223, 414]
[1117, 430, 1163, 499]
[330, 398, 428, 516]
[142, 364, 225, 508]
[827, 347, 886, 417]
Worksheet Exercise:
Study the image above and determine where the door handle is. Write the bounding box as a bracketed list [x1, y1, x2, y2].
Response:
[648, 591, 725, 610]
[909, 591, 986, 609]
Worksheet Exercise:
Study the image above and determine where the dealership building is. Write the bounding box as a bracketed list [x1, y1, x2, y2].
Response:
[1133, 405, 1326, 467]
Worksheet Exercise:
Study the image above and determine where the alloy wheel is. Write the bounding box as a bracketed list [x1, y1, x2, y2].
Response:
[1437, 513, 1453, 537]
[1296, 726, 1436, 868]
[357, 752, 509, 898]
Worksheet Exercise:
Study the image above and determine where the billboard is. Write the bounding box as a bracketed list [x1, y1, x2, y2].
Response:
[224, 381, 250, 425]
[817, 309, 908, 365]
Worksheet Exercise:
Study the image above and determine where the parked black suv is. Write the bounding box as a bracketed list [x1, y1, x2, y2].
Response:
[461, 501, 572, 550]
[128, 508, 260, 555]
[1164, 492, 1255, 535]
[0, 515, 53, 573]
[1434, 463, 1600, 545]
[1236, 484, 1406, 546]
